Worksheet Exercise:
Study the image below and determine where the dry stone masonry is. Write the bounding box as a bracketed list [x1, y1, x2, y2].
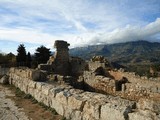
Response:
[8, 67, 160, 120]
[8, 68, 134, 120]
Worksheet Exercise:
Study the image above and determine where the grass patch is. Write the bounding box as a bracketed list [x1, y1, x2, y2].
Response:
[61, 117, 67, 120]
[15, 87, 38, 104]
[38, 102, 58, 115]
[15, 87, 25, 97]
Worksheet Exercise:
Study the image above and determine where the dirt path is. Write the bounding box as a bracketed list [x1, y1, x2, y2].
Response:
[0, 85, 29, 120]
[0, 85, 63, 120]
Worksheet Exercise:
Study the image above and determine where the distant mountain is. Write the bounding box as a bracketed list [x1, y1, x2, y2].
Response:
[70, 40, 160, 74]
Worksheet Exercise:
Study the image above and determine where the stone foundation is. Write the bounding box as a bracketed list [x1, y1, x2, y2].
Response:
[7, 67, 160, 120]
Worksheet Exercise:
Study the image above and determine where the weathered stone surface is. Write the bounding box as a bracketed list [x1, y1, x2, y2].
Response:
[51, 99, 64, 116]
[34, 89, 42, 102]
[137, 98, 160, 113]
[151, 87, 158, 93]
[36, 82, 45, 91]
[41, 84, 53, 96]
[129, 111, 152, 120]
[68, 95, 85, 110]
[83, 101, 101, 120]
[101, 103, 132, 120]
[0, 75, 9, 85]
[8, 67, 160, 120]
[31, 70, 47, 81]
[49, 86, 65, 98]
[28, 80, 36, 89]
[70, 111, 82, 120]
[129, 110, 159, 120]
[38, 64, 52, 71]
[55, 91, 68, 105]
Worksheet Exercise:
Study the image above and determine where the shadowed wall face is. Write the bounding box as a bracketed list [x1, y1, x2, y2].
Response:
[53, 40, 70, 75]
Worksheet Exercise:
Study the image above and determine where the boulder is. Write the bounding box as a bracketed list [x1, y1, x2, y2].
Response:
[0, 75, 9, 84]
[31, 70, 47, 81]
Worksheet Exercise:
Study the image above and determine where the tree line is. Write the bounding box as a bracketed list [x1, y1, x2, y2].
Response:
[0, 44, 51, 68]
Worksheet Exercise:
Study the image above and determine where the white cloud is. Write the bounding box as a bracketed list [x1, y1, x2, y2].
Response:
[0, 0, 160, 51]
[89, 18, 160, 44]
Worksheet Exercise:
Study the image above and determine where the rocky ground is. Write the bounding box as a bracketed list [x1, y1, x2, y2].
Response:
[0, 84, 63, 120]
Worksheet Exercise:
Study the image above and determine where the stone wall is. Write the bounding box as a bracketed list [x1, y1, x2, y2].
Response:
[88, 61, 106, 72]
[0, 66, 9, 76]
[70, 57, 87, 76]
[39, 40, 70, 75]
[109, 70, 160, 101]
[7, 67, 145, 120]
[80, 69, 160, 101]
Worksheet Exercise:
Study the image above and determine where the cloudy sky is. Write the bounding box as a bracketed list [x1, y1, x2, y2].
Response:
[0, 0, 160, 54]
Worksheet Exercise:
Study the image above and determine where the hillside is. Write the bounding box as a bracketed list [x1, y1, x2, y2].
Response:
[70, 40, 160, 75]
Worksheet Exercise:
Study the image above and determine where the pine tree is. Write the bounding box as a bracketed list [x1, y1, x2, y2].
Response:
[26, 52, 32, 68]
[35, 45, 51, 64]
[16, 44, 27, 66]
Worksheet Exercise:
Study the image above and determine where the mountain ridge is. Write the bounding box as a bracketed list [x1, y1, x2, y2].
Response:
[70, 40, 160, 74]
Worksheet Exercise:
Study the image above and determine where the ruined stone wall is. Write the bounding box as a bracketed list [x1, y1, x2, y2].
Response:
[88, 61, 106, 71]
[0, 67, 9, 75]
[109, 70, 160, 101]
[81, 69, 160, 101]
[70, 57, 87, 76]
[39, 40, 70, 75]
[52, 40, 70, 75]
[7, 67, 148, 120]
[82, 71, 118, 94]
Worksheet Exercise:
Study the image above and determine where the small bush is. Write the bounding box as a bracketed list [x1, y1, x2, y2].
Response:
[15, 87, 25, 97]
[38, 102, 58, 115]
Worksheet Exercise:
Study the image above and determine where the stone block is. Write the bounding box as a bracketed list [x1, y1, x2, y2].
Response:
[41, 84, 53, 96]
[57, 75, 64, 81]
[83, 101, 101, 119]
[101, 103, 132, 120]
[51, 99, 64, 116]
[129, 110, 158, 120]
[129, 112, 151, 120]
[151, 87, 158, 93]
[137, 98, 160, 113]
[36, 82, 45, 91]
[49, 86, 65, 97]
[55, 91, 68, 105]
[68, 95, 85, 110]
[42, 94, 49, 106]
[28, 80, 36, 88]
[21, 84, 28, 93]
[71, 111, 82, 120]
[38, 64, 52, 71]
[31, 70, 47, 81]
[63, 106, 74, 119]
[34, 89, 43, 102]
[108, 80, 116, 87]
[158, 87, 160, 93]
[0, 75, 9, 84]
[27, 87, 35, 96]
[9, 67, 15, 73]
